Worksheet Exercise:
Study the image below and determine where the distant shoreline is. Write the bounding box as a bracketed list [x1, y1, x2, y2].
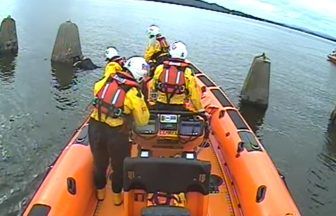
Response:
[144, 0, 336, 43]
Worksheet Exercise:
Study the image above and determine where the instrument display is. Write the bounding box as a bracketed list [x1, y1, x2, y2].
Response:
[160, 114, 178, 123]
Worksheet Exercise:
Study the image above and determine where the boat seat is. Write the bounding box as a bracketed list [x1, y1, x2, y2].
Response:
[123, 157, 211, 195]
[141, 206, 190, 216]
[123, 157, 211, 216]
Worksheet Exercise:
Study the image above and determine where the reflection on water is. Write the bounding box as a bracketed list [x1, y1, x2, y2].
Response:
[51, 63, 76, 90]
[326, 121, 336, 156]
[305, 121, 336, 215]
[238, 101, 266, 139]
[0, 54, 16, 84]
[322, 122, 336, 174]
[51, 63, 78, 111]
[1, 0, 336, 215]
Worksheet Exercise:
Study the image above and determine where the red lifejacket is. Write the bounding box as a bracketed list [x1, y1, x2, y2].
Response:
[157, 35, 169, 53]
[94, 72, 139, 119]
[150, 36, 169, 62]
[157, 60, 189, 103]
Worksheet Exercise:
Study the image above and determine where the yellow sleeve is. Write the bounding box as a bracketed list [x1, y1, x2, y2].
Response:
[93, 76, 108, 96]
[104, 62, 122, 77]
[93, 63, 123, 96]
[144, 41, 161, 62]
[149, 64, 164, 91]
[124, 88, 150, 126]
[185, 68, 204, 111]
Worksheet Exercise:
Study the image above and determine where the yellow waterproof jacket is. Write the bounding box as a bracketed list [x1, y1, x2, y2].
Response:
[104, 61, 123, 78]
[144, 37, 169, 62]
[93, 62, 123, 95]
[150, 63, 203, 112]
[91, 73, 149, 128]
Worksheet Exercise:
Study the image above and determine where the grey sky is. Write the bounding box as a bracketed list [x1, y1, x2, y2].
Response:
[207, 0, 336, 37]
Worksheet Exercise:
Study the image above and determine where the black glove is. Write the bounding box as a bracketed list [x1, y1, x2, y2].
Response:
[199, 111, 208, 122]
[199, 111, 210, 139]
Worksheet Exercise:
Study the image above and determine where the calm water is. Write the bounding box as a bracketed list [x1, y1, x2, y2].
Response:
[0, 0, 336, 215]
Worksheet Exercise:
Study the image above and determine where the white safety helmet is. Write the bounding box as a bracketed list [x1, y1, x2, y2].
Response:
[169, 41, 188, 59]
[147, 25, 160, 39]
[124, 56, 149, 83]
[105, 46, 119, 60]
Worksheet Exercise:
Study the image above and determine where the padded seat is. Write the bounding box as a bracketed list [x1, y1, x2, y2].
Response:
[142, 206, 191, 216]
[123, 157, 211, 195]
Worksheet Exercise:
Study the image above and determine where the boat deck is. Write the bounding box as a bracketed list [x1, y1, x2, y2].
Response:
[94, 140, 239, 216]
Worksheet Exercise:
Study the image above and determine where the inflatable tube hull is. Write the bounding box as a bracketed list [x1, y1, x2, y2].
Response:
[23, 64, 300, 216]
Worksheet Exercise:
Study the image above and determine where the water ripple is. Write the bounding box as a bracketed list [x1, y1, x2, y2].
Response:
[0, 1, 336, 215]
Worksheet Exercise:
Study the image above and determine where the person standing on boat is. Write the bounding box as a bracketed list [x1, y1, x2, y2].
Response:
[145, 24, 170, 76]
[149, 41, 204, 113]
[89, 56, 150, 205]
[104, 46, 126, 77]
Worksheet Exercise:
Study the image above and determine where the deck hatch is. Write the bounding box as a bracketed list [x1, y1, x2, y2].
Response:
[238, 131, 262, 152]
[198, 75, 216, 87]
[189, 64, 201, 74]
[227, 110, 248, 129]
[27, 204, 51, 216]
[210, 89, 232, 107]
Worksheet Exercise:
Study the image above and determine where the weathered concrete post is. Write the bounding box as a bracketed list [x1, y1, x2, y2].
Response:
[241, 53, 271, 108]
[51, 21, 98, 70]
[331, 106, 336, 125]
[239, 102, 266, 133]
[0, 16, 18, 55]
[51, 21, 83, 64]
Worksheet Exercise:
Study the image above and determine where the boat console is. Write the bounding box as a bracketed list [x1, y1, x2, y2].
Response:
[132, 110, 206, 157]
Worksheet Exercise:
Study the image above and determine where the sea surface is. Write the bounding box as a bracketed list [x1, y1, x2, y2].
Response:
[0, 0, 335, 215]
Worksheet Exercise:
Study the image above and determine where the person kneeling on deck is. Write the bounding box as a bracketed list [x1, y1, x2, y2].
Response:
[104, 46, 126, 77]
[150, 41, 204, 113]
[88, 56, 150, 205]
[145, 24, 170, 76]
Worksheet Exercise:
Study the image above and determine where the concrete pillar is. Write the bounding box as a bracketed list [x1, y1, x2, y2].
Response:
[331, 106, 336, 125]
[241, 53, 270, 108]
[238, 102, 266, 133]
[51, 21, 83, 64]
[0, 16, 18, 55]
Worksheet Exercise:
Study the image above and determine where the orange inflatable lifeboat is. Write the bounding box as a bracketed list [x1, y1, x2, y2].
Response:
[23, 63, 300, 216]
